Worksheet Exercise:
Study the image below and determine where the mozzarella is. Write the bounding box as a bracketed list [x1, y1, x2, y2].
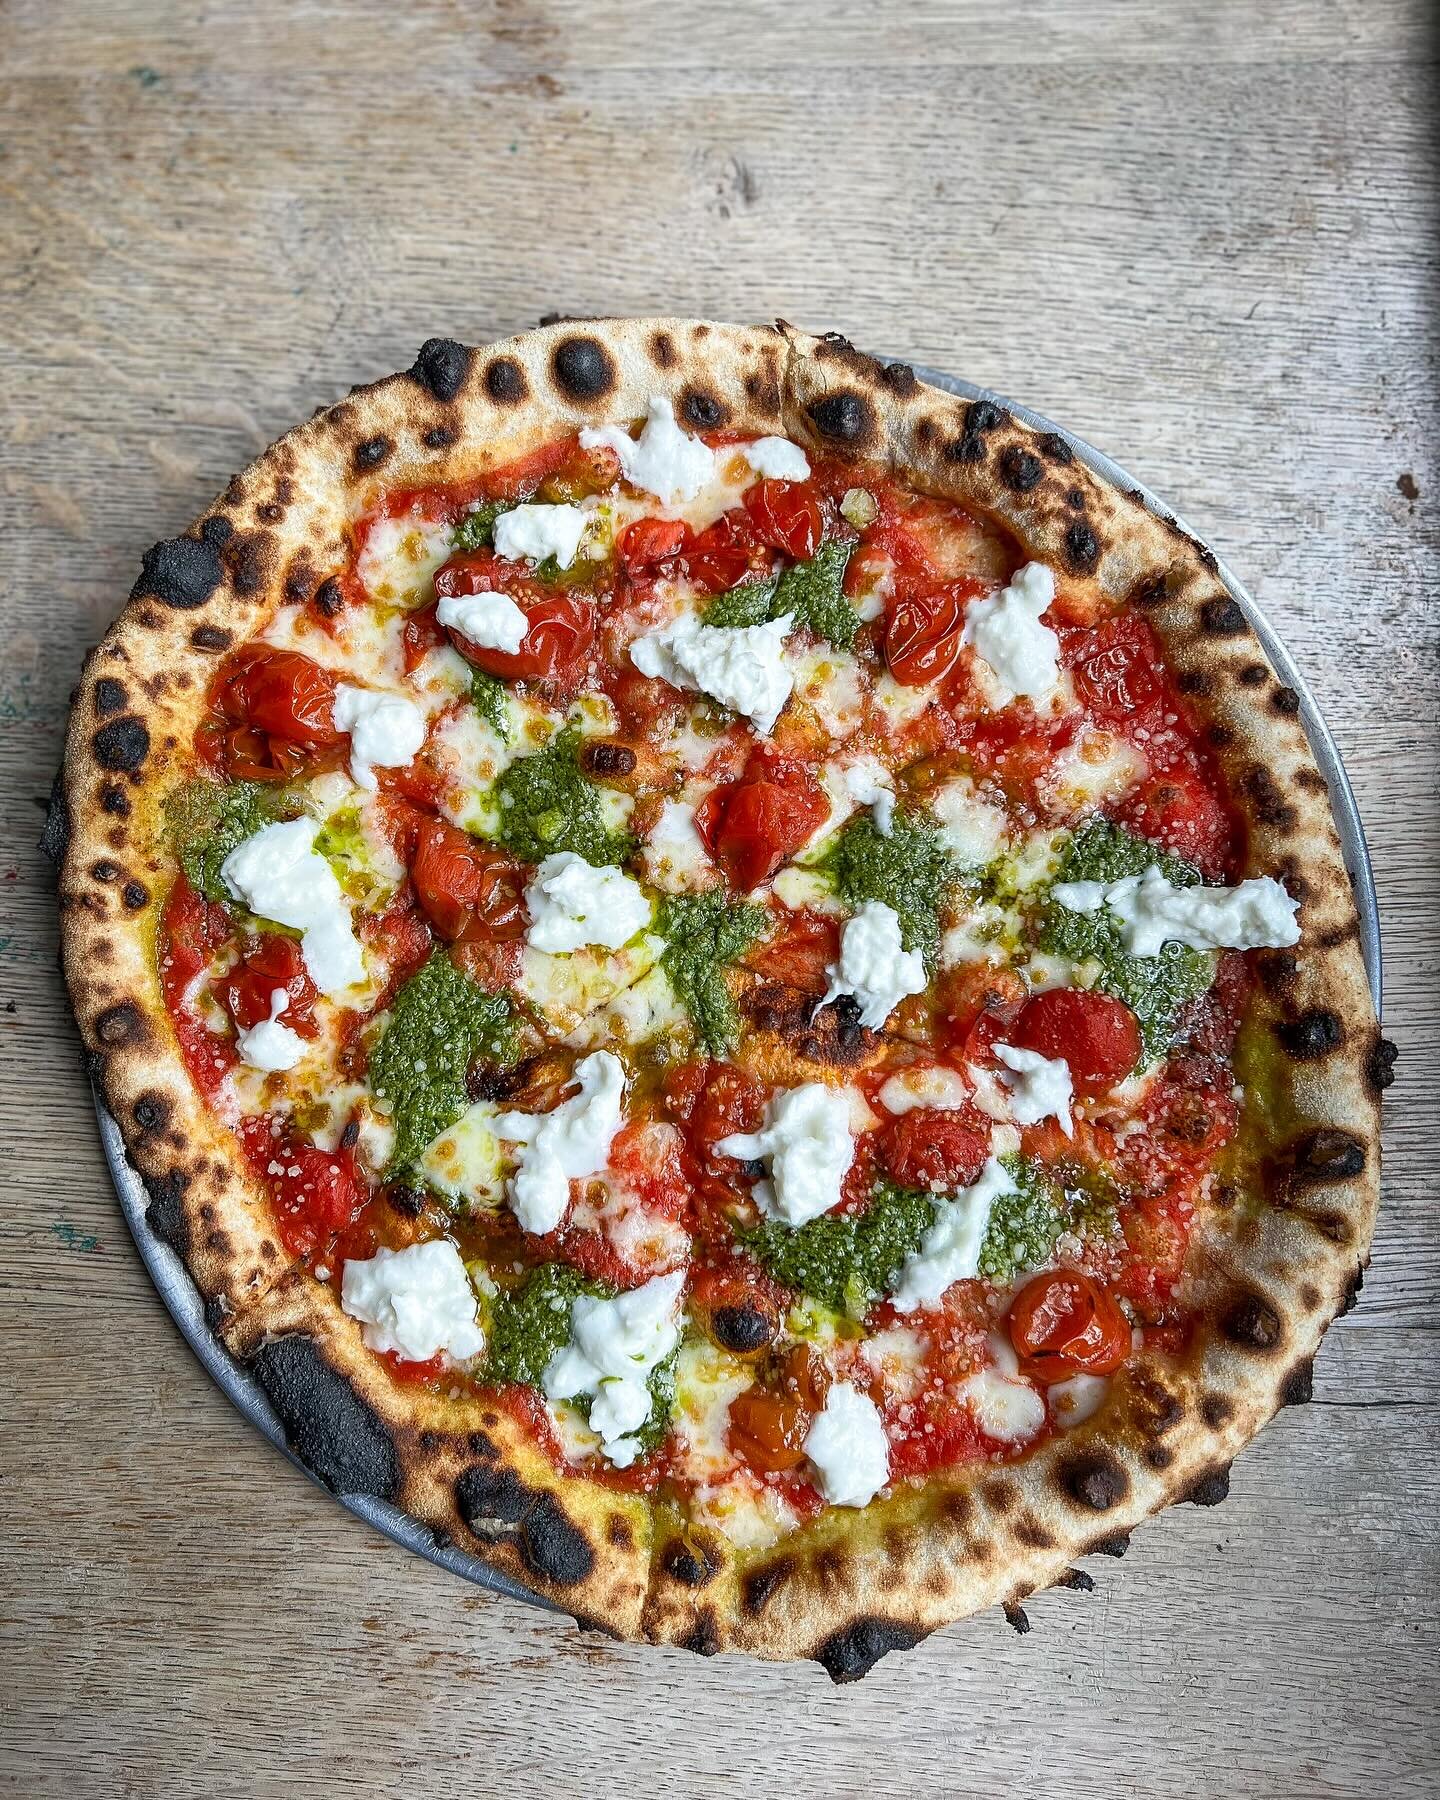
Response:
[581, 396, 716, 504]
[492, 502, 587, 568]
[958, 1364, 1046, 1443]
[803, 1382, 890, 1508]
[1049, 1371, 1110, 1428]
[993, 1042, 1074, 1135]
[565, 966, 688, 1053]
[929, 776, 1007, 867]
[962, 561, 1060, 703]
[220, 818, 365, 995]
[1052, 866, 1301, 956]
[842, 757, 895, 836]
[339, 1240, 485, 1363]
[639, 799, 715, 893]
[234, 988, 306, 1072]
[631, 611, 794, 736]
[671, 1341, 755, 1481]
[742, 436, 811, 481]
[331, 684, 426, 792]
[542, 1269, 685, 1467]
[435, 589, 529, 654]
[821, 900, 928, 1029]
[517, 933, 664, 1036]
[890, 1156, 1015, 1313]
[773, 866, 843, 913]
[1041, 727, 1147, 816]
[525, 852, 651, 954]
[355, 512, 454, 607]
[417, 1101, 506, 1209]
[793, 648, 867, 737]
[494, 1050, 626, 1235]
[716, 1082, 855, 1227]
[877, 1064, 971, 1116]
[690, 1475, 798, 1549]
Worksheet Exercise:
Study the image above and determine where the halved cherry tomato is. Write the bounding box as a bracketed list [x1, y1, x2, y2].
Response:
[619, 516, 691, 572]
[728, 1387, 808, 1473]
[1008, 1270, 1131, 1382]
[1010, 988, 1142, 1096]
[878, 1110, 988, 1191]
[217, 934, 319, 1037]
[1118, 770, 1235, 877]
[1068, 616, 1161, 722]
[743, 480, 823, 561]
[239, 1117, 364, 1258]
[694, 753, 828, 890]
[435, 552, 595, 682]
[410, 817, 529, 942]
[160, 877, 232, 996]
[199, 646, 345, 780]
[682, 512, 759, 595]
[884, 581, 978, 687]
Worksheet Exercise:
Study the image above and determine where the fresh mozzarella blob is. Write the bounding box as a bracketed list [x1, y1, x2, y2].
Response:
[993, 1042, 1074, 1135]
[890, 1157, 1016, 1313]
[803, 1382, 890, 1508]
[220, 817, 365, 995]
[331, 684, 427, 792]
[1052, 867, 1301, 957]
[930, 776, 1008, 867]
[821, 900, 928, 1029]
[525, 852, 652, 954]
[716, 1082, 855, 1227]
[435, 589, 529, 654]
[233, 988, 306, 1073]
[1049, 1371, 1111, 1428]
[842, 757, 896, 835]
[962, 561, 1060, 703]
[877, 1064, 972, 1116]
[542, 1269, 685, 1467]
[339, 1240, 485, 1363]
[640, 799, 715, 892]
[581, 396, 716, 504]
[417, 1101, 506, 1209]
[742, 436, 811, 481]
[958, 1364, 1046, 1443]
[631, 611, 795, 735]
[494, 1050, 626, 1235]
[493, 502, 587, 568]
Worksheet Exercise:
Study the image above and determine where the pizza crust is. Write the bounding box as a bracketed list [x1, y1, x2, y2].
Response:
[58, 318, 1387, 1674]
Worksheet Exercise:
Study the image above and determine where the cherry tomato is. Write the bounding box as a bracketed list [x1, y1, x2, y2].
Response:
[239, 1117, 364, 1258]
[160, 877, 232, 995]
[694, 754, 828, 890]
[199, 647, 345, 780]
[686, 1062, 769, 1158]
[744, 910, 839, 991]
[619, 516, 691, 572]
[1010, 988, 1142, 1095]
[1008, 1270, 1131, 1382]
[1069, 616, 1161, 721]
[743, 480, 823, 561]
[1118, 770, 1235, 877]
[400, 606, 447, 673]
[682, 513, 759, 595]
[728, 1387, 809, 1473]
[410, 817, 529, 942]
[217, 934, 319, 1037]
[435, 552, 595, 682]
[878, 1110, 989, 1191]
[884, 581, 977, 687]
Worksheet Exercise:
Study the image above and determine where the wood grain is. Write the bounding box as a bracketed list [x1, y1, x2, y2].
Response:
[1, 2, 1436, 1794]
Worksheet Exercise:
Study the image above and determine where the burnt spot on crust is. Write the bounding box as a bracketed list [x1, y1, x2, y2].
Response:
[200, 515, 234, 548]
[1222, 1290, 1283, 1352]
[92, 716, 150, 775]
[742, 1556, 794, 1617]
[1129, 1371, 1182, 1441]
[223, 531, 274, 599]
[40, 770, 70, 866]
[1183, 1464, 1232, 1507]
[94, 1000, 147, 1047]
[998, 446, 1044, 494]
[661, 1538, 719, 1588]
[1176, 669, 1214, 697]
[131, 1092, 172, 1136]
[1088, 1531, 1130, 1558]
[1054, 1567, 1095, 1592]
[142, 1169, 190, 1254]
[100, 784, 131, 817]
[1271, 685, 1302, 716]
[313, 578, 344, 619]
[747, 984, 879, 1068]
[422, 425, 456, 451]
[1238, 662, 1268, 687]
[251, 1336, 401, 1500]
[484, 356, 529, 405]
[1064, 520, 1101, 575]
[1036, 430, 1074, 465]
[1003, 1603, 1031, 1634]
[1292, 1126, 1367, 1183]
[94, 677, 128, 716]
[190, 624, 233, 652]
[1339, 1263, 1365, 1316]
[282, 558, 317, 604]
[879, 361, 918, 396]
[807, 390, 876, 447]
[815, 1618, 927, 1684]
[1280, 1358, 1315, 1406]
[130, 534, 223, 610]
[1128, 571, 1170, 609]
[1238, 766, 1298, 831]
[410, 337, 472, 404]
[1200, 1392, 1235, 1430]
[1276, 1008, 1344, 1061]
[1366, 1033, 1398, 1094]
[1012, 1515, 1058, 1551]
[679, 1609, 722, 1657]
[551, 335, 616, 403]
[679, 386, 729, 431]
[455, 1456, 596, 1586]
[945, 399, 1009, 465]
[711, 1302, 774, 1354]
[1256, 950, 1300, 999]
[353, 435, 393, 475]
[122, 881, 147, 913]
[649, 330, 677, 369]
[1058, 1449, 1129, 1513]
[1200, 596, 1247, 635]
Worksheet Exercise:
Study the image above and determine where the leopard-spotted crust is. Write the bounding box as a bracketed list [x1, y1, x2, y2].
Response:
[57, 319, 1386, 1675]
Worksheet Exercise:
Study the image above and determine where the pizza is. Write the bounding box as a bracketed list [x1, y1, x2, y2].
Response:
[55, 319, 1391, 1677]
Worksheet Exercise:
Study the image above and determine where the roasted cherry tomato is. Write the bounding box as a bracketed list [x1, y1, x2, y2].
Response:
[1119, 770, 1235, 877]
[1010, 988, 1142, 1095]
[744, 909, 839, 991]
[743, 480, 823, 561]
[878, 1109, 989, 1191]
[1008, 1269, 1131, 1382]
[251, 1129, 364, 1258]
[400, 605, 447, 673]
[410, 817, 529, 942]
[217, 933, 319, 1037]
[883, 581, 977, 687]
[682, 512, 759, 595]
[435, 551, 595, 683]
[694, 753, 828, 890]
[619, 516, 691, 572]
[200, 646, 344, 780]
[161, 877, 232, 994]
[1069, 615, 1161, 721]
[727, 1387, 808, 1473]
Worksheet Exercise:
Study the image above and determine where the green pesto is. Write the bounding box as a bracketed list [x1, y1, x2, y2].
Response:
[468, 667, 510, 741]
[450, 499, 513, 552]
[369, 950, 520, 1176]
[491, 727, 632, 867]
[698, 542, 858, 647]
[484, 1262, 677, 1452]
[1038, 817, 1212, 1061]
[699, 573, 780, 630]
[164, 779, 290, 903]
[656, 890, 768, 1056]
[821, 807, 959, 966]
[979, 1153, 1120, 1283]
[742, 1178, 934, 1316]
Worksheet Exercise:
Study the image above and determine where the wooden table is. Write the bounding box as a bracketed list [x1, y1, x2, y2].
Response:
[3, 3, 1435, 1793]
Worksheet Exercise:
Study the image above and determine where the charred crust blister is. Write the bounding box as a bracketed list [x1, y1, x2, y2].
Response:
[1221, 1291, 1283, 1352]
[455, 1461, 596, 1586]
[484, 356, 529, 404]
[742, 1557, 793, 1616]
[40, 770, 70, 866]
[353, 435, 393, 474]
[1059, 1450, 1129, 1513]
[1276, 1008, 1344, 1061]
[679, 386, 729, 430]
[93, 677, 128, 717]
[807, 390, 875, 446]
[250, 1336, 401, 1500]
[92, 716, 150, 775]
[1280, 1359, 1315, 1406]
[142, 1169, 190, 1255]
[661, 1538, 718, 1588]
[1002, 1602, 1031, 1634]
[551, 335, 617, 403]
[130, 535, 223, 610]
[1036, 430, 1074, 465]
[998, 445, 1044, 494]
[1064, 520, 1101, 575]
[1292, 1126, 1367, 1183]
[1199, 596, 1247, 635]
[410, 337, 472, 404]
[1366, 1034, 1398, 1094]
[815, 1618, 927, 1684]
[1183, 1464, 1232, 1507]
